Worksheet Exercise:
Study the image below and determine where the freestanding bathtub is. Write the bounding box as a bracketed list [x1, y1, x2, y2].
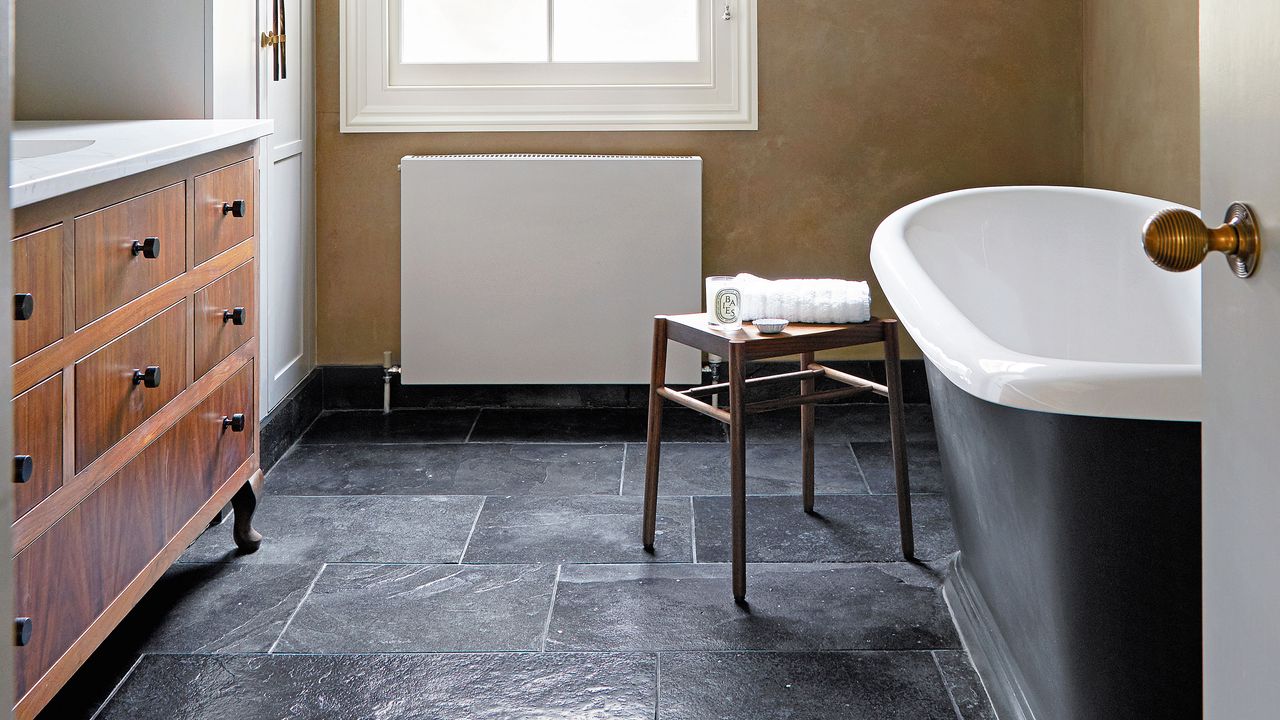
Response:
[871, 187, 1201, 720]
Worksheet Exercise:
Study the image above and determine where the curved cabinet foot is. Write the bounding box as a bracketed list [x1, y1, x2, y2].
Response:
[231, 479, 263, 552]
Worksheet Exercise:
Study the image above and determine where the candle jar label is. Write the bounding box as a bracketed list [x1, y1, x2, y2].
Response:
[714, 288, 741, 324]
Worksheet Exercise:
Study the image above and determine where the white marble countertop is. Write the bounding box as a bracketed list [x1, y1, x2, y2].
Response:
[11, 119, 273, 208]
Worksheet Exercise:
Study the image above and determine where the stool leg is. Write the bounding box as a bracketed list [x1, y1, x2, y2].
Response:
[883, 319, 916, 560]
[642, 317, 668, 551]
[800, 351, 816, 513]
[728, 342, 748, 602]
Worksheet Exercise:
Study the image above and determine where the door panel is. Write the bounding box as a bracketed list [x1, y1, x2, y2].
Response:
[1201, 1, 1280, 717]
[259, 0, 314, 415]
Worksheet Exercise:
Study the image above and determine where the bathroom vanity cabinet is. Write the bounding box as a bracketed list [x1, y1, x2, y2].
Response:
[9, 129, 269, 719]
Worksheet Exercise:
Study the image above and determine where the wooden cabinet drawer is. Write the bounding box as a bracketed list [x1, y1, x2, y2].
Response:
[13, 363, 254, 702]
[194, 159, 254, 265]
[13, 373, 63, 520]
[74, 183, 185, 328]
[194, 261, 254, 380]
[75, 301, 189, 472]
[12, 225, 65, 360]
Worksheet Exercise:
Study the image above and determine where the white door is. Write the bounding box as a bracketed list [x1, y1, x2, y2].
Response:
[1201, 1, 1280, 716]
[258, 0, 315, 415]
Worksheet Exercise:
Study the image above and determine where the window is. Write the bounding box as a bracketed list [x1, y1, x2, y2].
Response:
[341, 0, 757, 132]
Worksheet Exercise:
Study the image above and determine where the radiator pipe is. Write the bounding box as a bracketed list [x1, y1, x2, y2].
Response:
[383, 351, 402, 415]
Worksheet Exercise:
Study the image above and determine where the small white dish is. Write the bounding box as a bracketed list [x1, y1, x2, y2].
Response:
[752, 318, 789, 334]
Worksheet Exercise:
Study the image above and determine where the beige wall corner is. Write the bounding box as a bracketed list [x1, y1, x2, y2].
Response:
[1083, 0, 1200, 207]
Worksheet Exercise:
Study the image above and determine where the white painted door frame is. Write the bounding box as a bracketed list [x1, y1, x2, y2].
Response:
[1201, 0, 1280, 716]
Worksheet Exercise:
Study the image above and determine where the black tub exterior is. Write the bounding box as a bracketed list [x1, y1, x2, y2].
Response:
[926, 363, 1201, 720]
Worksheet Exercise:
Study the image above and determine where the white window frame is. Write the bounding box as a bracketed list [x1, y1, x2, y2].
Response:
[340, 0, 757, 132]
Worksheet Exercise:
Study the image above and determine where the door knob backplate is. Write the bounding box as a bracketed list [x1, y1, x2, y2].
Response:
[1143, 203, 1259, 278]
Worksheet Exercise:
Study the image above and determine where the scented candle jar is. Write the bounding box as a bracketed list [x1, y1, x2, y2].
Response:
[705, 276, 742, 330]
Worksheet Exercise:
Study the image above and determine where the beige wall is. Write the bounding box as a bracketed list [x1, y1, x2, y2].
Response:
[315, 0, 1084, 365]
[1083, 0, 1200, 207]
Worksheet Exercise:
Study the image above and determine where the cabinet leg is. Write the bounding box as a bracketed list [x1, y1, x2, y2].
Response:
[231, 477, 263, 552]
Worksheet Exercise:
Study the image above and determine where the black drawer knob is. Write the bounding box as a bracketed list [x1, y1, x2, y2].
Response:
[221, 200, 247, 218]
[132, 365, 162, 388]
[131, 236, 161, 259]
[14, 293, 33, 321]
[14, 617, 31, 647]
[14, 455, 33, 484]
[222, 306, 247, 326]
[222, 413, 247, 433]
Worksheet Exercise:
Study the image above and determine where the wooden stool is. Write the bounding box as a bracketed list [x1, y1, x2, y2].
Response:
[641, 314, 915, 602]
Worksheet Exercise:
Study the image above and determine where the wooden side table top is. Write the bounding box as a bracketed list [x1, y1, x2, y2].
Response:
[661, 313, 889, 360]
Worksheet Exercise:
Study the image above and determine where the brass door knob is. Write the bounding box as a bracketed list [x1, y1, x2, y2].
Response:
[1142, 203, 1260, 278]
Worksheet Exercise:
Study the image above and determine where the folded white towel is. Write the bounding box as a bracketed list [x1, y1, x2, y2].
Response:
[734, 273, 871, 324]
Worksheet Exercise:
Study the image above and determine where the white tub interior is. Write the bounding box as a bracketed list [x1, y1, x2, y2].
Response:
[904, 189, 1200, 365]
[872, 186, 1202, 421]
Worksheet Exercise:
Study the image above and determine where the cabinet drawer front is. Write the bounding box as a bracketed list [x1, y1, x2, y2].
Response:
[75, 301, 189, 472]
[194, 261, 255, 380]
[14, 363, 254, 702]
[74, 183, 185, 328]
[13, 373, 63, 520]
[194, 159, 254, 265]
[13, 225, 65, 360]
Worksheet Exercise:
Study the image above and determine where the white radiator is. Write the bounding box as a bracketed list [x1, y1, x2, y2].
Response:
[400, 154, 702, 385]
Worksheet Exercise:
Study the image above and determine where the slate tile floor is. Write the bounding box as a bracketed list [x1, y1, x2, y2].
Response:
[42, 403, 994, 719]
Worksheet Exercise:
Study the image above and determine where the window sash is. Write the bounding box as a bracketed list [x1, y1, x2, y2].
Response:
[340, 0, 757, 132]
[389, 0, 715, 87]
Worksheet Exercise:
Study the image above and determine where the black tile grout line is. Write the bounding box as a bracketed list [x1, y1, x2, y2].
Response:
[932, 650, 969, 720]
[267, 563, 327, 654]
[847, 441, 875, 495]
[689, 496, 698, 564]
[462, 410, 482, 443]
[456, 497, 487, 564]
[251, 492, 946, 500]
[86, 653, 147, 720]
[227, 559, 951, 569]
[618, 443, 629, 496]
[129, 648, 955, 658]
[653, 651, 662, 720]
[538, 565, 562, 652]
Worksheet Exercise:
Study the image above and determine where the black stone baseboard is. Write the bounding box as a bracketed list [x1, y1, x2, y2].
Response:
[259, 361, 929, 470]
[260, 370, 323, 472]
[318, 359, 930, 411]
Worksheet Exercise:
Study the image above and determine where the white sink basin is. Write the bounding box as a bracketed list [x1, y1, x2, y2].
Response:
[12, 138, 96, 159]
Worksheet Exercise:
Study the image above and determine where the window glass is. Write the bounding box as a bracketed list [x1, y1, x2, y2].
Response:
[400, 0, 549, 64]
[552, 0, 699, 63]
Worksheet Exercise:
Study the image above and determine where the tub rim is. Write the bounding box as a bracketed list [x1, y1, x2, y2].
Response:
[870, 185, 1201, 422]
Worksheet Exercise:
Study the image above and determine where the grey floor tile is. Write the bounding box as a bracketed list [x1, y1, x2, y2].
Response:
[463, 495, 691, 564]
[299, 409, 479, 444]
[620, 442, 867, 496]
[96, 652, 657, 720]
[274, 563, 557, 653]
[547, 562, 958, 652]
[454, 443, 625, 495]
[692, 495, 956, 563]
[126, 563, 321, 653]
[182, 495, 483, 564]
[265, 443, 465, 495]
[657, 651, 957, 720]
[854, 440, 945, 494]
[746, 404, 936, 444]
[933, 650, 998, 720]
[265, 442, 625, 496]
[468, 407, 725, 443]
